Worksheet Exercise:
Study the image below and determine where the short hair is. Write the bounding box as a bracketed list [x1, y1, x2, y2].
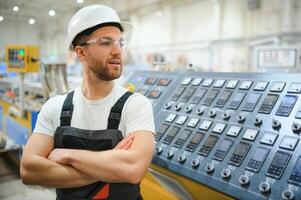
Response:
[72, 22, 124, 49]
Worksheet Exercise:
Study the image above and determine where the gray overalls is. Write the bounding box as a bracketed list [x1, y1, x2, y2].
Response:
[54, 90, 142, 200]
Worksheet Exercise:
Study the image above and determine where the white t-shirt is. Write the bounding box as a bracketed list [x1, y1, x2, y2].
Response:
[34, 83, 155, 137]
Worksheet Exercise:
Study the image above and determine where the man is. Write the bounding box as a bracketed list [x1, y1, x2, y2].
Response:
[20, 4, 155, 200]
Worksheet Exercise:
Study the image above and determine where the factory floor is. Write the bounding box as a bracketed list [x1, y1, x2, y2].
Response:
[0, 155, 55, 200]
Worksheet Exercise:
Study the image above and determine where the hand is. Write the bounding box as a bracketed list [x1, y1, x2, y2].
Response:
[48, 148, 72, 165]
[114, 134, 135, 150]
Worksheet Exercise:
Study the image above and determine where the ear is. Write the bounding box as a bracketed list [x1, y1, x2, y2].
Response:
[75, 46, 87, 61]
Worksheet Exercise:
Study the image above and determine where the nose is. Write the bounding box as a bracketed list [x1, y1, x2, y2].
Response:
[111, 41, 122, 55]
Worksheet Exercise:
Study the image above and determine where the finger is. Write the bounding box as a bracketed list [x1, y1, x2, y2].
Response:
[123, 139, 133, 150]
[115, 135, 135, 149]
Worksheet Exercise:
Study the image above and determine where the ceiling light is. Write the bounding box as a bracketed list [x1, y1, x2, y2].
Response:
[48, 10, 56, 16]
[29, 18, 35, 25]
[13, 6, 19, 12]
[0, 16, 4, 21]
[76, 0, 84, 4]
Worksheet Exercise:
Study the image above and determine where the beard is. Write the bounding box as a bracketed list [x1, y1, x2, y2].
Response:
[88, 57, 123, 81]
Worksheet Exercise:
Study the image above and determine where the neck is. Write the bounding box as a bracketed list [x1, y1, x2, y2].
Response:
[81, 75, 114, 100]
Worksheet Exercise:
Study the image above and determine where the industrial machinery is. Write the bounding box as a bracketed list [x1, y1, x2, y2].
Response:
[125, 71, 301, 200]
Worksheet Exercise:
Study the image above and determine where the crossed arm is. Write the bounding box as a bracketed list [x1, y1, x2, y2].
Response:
[20, 131, 154, 188]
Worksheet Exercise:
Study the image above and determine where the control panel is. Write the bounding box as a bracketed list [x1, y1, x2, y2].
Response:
[126, 71, 301, 200]
[6, 45, 39, 73]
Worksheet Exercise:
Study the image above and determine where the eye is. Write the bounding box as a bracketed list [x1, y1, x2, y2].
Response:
[99, 39, 113, 46]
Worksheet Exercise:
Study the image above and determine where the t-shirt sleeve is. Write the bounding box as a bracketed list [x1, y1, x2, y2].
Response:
[33, 97, 58, 137]
[123, 93, 155, 136]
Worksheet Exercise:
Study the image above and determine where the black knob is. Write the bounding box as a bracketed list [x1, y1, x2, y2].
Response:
[272, 119, 281, 130]
[166, 150, 174, 159]
[254, 116, 262, 126]
[178, 155, 186, 163]
[292, 123, 301, 134]
[155, 146, 163, 155]
[223, 111, 230, 120]
[259, 182, 271, 193]
[237, 113, 245, 123]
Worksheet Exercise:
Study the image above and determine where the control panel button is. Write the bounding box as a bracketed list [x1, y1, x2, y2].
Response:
[182, 77, 192, 85]
[205, 163, 215, 173]
[155, 124, 170, 141]
[258, 93, 279, 114]
[212, 123, 227, 134]
[178, 154, 186, 163]
[253, 115, 263, 126]
[288, 156, 301, 186]
[221, 169, 231, 179]
[288, 83, 301, 93]
[292, 122, 301, 134]
[226, 80, 239, 89]
[281, 189, 294, 200]
[239, 81, 253, 90]
[276, 95, 298, 117]
[259, 182, 271, 193]
[266, 151, 291, 179]
[254, 81, 268, 91]
[279, 136, 299, 151]
[196, 107, 205, 115]
[243, 129, 259, 141]
[147, 90, 162, 98]
[175, 115, 188, 125]
[166, 150, 174, 159]
[239, 175, 250, 186]
[184, 104, 195, 113]
[227, 126, 242, 137]
[145, 76, 157, 85]
[155, 145, 163, 155]
[199, 120, 213, 131]
[165, 113, 177, 123]
[260, 132, 278, 145]
[187, 118, 200, 128]
[270, 81, 286, 92]
[222, 111, 231, 120]
[158, 78, 171, 86]
[272, 119, 281, 130]
[295, 105, 301, 119]
[213, 80, 226, 88]
[202, 79, 214, 87]
[237, 113, 246, 123]
[208, 109, 217, 118]
[191, 78, 202, 86]
[191, 159, 200, 168]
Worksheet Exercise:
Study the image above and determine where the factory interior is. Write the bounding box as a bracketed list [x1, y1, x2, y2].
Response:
[1, 0, 301, 199]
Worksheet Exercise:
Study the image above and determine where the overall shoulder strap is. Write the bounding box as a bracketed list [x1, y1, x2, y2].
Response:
[107, 91, 133, 130]
[60, 91, 74, 126]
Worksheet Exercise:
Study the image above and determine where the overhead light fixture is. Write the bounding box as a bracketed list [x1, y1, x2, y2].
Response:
[13, 6, 19, 12]
[0, 16, 4, 21]
[29, 18, 35, 25]
[48, 10, 56, 16]
[76, 0, 84, 4]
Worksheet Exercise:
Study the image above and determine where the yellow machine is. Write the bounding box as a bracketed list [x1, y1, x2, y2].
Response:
[5, 45, 40, 73]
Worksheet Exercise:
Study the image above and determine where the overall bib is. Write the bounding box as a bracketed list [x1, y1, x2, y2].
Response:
[53, 91, 142, 200]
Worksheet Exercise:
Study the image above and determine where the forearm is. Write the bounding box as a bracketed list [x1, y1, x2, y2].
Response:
[20, 154, 98, 188]
[67, 149, 148, 184]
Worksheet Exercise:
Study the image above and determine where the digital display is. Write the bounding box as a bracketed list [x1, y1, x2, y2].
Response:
[262, 94, 278, 106]
[271, 151, 291, 167]
[203, 135, 218, 149]
[181, 88, 196, 102]
[171, 87, 186, 100]
[191, 88, 207, 104]
[253, 147, 269, 162]
[215, 90, 232, 107]
[178, 129, 192, 140]
[232, 92, 246, 102]
[158, 124, 169, 134]
[258, 94, 279, 114]
[202, 89, 219, 105]
[246, 93, 262, 104]
[8, 49, 25, 68]
[276, 95, 298, 116]
[289, 156, 301, 186]
[218, 139, 233, 152]
[190, 132, 205, 144]
[167, 127, 180, 137]
[233, 142, 250, 157]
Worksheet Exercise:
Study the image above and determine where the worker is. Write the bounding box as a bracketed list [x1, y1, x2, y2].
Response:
[20, 4, 155, 200]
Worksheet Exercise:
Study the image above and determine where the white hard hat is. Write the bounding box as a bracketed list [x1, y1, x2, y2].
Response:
[67, 4, 132, 50]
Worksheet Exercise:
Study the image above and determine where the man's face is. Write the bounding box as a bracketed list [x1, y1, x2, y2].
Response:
[80, 26, 123, 81]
